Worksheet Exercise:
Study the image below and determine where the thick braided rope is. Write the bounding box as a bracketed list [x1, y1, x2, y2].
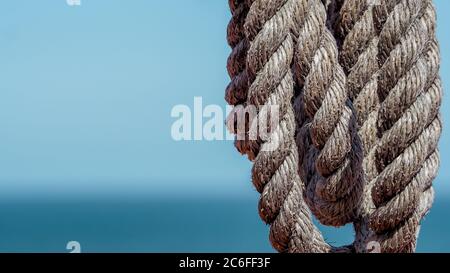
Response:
[226, 0, 249, 106]
[367, 0, 442, 253]
[226, 0, 441, 253]
[333, 0, 381, 253]
[225, 0, 254, 157]
[243, 0, 338, 253]
[293, 0, 364, 227]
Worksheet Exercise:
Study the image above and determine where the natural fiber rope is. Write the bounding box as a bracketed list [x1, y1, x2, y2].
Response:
[293, 0, 364, 227]
[243, 0, 334, 253]
[226, 0, 249, 106]
[367, 0, 441, 253]
[332, 0, 442, 253]
[225, 0, 442, 253]
[332, 0, 382, 253]
[225, 0, 253, 157]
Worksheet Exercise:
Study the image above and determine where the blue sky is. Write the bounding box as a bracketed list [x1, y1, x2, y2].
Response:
[0, 0, 448, 199]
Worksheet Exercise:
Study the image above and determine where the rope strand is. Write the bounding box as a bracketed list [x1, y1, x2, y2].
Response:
[244, 0, 332, 252]
[225, 0, 442, 253]
[333, 0, 381, 253]
[294, 0, 364, 227]
[368, 0, 442, 252]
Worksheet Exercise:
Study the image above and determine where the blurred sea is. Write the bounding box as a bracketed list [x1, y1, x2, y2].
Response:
[0, 192, 448, 253]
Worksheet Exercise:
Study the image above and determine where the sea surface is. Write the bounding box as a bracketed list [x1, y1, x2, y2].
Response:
[0, 195, 448, 253]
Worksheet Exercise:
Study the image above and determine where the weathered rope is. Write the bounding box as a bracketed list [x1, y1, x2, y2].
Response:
[225, 0, 442, 253]
[332, 0, 382, 253]
[334, 0, 442, 253]
[243, 0, 333, 253]
[225, 0, 253, 157]
[226, 0, 249, 106]
[331, 0, 442, 253]
[227, 0, 357, 253]
[293, 0, 364, 227]
[366, 0, 442, 253]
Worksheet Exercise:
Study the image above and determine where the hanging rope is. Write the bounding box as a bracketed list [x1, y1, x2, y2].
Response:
[293, 0, 364, 227]
[225, 0, 442, 253]
[225, 0, 252, 156]
[243, 0, 334, 253]
[368, 0, 441, 253]
[225, 0, 249, 106]
[332, 0, 381, 253]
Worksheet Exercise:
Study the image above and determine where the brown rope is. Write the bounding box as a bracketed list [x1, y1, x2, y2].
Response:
[225, 0, 442, 253]
[294, 0, 364, 227]
[368, 0, 441, 253]
[225, 0, 253, 157]
[333, 0, 381, 253]
[244, 0, 334, 253]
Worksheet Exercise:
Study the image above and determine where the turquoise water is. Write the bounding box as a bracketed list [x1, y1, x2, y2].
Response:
[0, 195, 448, 253]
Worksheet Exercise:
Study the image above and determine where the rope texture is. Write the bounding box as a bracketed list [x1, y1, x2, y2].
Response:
[225, 0, 442, 253]
[227, 0, 334, 252]
[294, 0, 364, 228]
[225, 0, 253, 157]
[368, 0, 441, 253]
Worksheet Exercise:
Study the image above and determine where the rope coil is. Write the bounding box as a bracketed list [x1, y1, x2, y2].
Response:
[294, 0, 364, 228]
[225, 0, 442, 253]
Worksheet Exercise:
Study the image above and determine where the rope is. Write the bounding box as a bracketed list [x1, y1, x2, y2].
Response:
[331, 0, 442, 253]
[225, 0, 442, 253]
[293, 0, 364, 227]
[225, 0, 253, 157]
[333, 0, 381, 253]
[226, 0, 248, 106]
[243, 0, 333, 253]
[368, 0, 441, 253]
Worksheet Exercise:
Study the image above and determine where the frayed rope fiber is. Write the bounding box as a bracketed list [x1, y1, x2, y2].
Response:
[225, 0, 442, 253]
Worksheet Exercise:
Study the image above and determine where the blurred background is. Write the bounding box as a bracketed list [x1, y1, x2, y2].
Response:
[0, 0, 448, 252]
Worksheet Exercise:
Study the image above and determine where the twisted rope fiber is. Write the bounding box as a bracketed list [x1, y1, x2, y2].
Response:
[226, 0, 249, 106]
[225, 0, 442, 253]
[225, 0, 254, 157]
[333, 0, 382, 252]
[367, 0, 442, 252]
[241, 0, 339, 253]
[293, 0, 364, 227]
[331, 0, 442, 253]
